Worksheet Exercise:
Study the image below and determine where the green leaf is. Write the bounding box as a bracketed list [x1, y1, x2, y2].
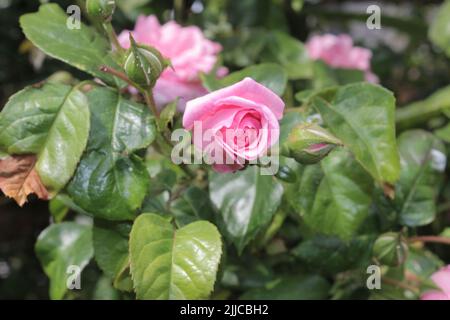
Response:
[288, 148, 374, 239]
[20, 4, 120, 85]
[209, 166, 284, 253]
[260, 31, 312, 80]
[170, 186, 216, 226]
[240, 275, 330, 300]
[395, 130, 445, 227]
[396, 85, 450, 130]
[35, 222, 93, 300]
[202, 63, 287, 96]
[129, 213, 222, 300]
[67, 86, 156, 221]
[429, 0, 450, 57]
[49, 197, 69, 223]
[311, 83, 400, 184]
[292, 235, 375, 274]
[312, 61, 365, 89]
[435, 123, 450, 143]
[93, 220, 132, 291]
[0, 83, 90, 193]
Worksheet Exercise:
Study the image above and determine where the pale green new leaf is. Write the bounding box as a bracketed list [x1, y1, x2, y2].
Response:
[129, 213, 222, 300]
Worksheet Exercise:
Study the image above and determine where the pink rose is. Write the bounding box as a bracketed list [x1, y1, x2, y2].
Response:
[306, 34, 378, 83]
[183, 77, 284, 173]
[421, 265, 450, 300]
[118, 15, 225, 110]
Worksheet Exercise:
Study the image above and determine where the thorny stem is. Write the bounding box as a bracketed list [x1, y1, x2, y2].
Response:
[409, 236, 450, 246]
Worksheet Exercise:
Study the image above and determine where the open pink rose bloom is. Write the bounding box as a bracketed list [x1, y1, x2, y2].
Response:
[118, 15, 226, 109]
[306, 34, 378, 83]
[183, 77, 285, 173]
[421, 265, 450, 300]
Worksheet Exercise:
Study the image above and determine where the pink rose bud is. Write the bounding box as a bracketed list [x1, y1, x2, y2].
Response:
[118, 15, 226, 110]
[421, 265, 450, 300]
[183, 77, 284, 173]
[306, 34, 378, 83]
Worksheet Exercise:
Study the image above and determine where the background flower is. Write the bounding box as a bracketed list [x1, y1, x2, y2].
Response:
[306, 34, 378, 83]
[421, 265, 450, 300]
[118, 15, 225, 110]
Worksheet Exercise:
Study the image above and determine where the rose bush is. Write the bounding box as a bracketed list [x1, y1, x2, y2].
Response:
[0, 0, 450, 300]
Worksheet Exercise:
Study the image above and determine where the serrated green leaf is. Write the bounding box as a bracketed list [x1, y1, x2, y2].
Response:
[35, 222, 93, 300]
[395, 130, 445, 227]
[129, 213, 222, 300]
[20, 4, 120, 85]
[287, 148, 373, 239]
[0, 83, 90, 193]
[67, 86, 156, 220]
[201, 63, 287, 96]
[209, 166, 283, 253]
[311, 83, 400, 184]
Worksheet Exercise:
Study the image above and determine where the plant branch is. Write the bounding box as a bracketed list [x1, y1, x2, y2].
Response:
[144, 91, 159, 118]
[409, 236, 450, 245]
[99, 65, 136, 87]
[382, 277, 420, 293]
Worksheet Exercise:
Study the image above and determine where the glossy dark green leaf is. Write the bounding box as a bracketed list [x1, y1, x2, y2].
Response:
[20, 4, 120, 85]
[287, 148, 374, 239]
[292, 235, 375, 274]
[35, 222, 93, 300]
[209, 166, 283, 253]
[67, 86, 156, 220]
[93, 220, 132, 291]
[240, 275, 330, 300]
[395, 130, 446, 227]
[129, 213, 222, 300]
[170, 186, 216, 226]
[0, 83, 90, 193]
[311, 83, 400, 184]
[202, 63, 287, 96]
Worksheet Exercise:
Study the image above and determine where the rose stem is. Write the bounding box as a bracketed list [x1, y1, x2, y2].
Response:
[409, 236, 450, 245]
[144, 91, 159, 119]
[99, 65, 136, 87]
[381, 277, 420, 294]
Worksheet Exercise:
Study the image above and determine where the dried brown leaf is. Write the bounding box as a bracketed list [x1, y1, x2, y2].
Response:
[0, 155, 49, 206]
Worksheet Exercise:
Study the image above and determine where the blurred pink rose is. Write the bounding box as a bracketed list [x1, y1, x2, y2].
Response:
[421, 265, 450, 300]
[118, 15, 225, 110]
[183, 77, 284, 173]
[306, 34, 378, 83]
